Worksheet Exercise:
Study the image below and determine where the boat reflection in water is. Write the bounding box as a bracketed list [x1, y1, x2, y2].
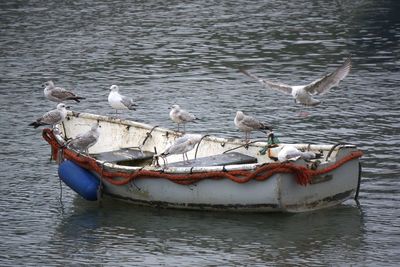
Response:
[54, 197, 365, 265]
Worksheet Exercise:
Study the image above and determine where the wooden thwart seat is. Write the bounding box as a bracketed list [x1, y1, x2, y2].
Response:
[168, 152, 257, 168]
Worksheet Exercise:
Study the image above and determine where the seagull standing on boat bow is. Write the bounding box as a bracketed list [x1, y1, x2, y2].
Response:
[29, 103, 69, 128]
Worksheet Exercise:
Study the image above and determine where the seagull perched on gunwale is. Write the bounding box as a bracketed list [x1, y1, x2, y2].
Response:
[234, 111, 272, 141]
[68, 123, 101, 154]
[108, 85, 137, 114]
[239, 57, 352, 106]
[43, 80, 85, 103]
[29, 103, 69, 128]
[169, 104, 198, 132]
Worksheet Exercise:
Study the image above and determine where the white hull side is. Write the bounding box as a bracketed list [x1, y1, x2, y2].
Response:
[99, 158, 359, 213]
[102, 176, 281, 212]
[279, 160, 359, 212]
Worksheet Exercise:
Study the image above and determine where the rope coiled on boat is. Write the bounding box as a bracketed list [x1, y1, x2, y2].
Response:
[43, 128, 363, 187]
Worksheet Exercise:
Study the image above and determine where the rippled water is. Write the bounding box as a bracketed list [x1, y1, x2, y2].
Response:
[1, 0, 399, 266]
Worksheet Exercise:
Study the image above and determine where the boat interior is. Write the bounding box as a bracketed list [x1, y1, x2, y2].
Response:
[59, 112, 346, 170]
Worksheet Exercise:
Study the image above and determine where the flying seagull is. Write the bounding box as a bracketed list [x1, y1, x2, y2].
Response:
[234, 111, 272, 141]
[43, 80, 85, 103]
[108, 85, 137, 114]
[68, 123, 101, 154]
[239, 57, 352, 106]
[169, 104, 198, 132]
[29, 103, 69, 128]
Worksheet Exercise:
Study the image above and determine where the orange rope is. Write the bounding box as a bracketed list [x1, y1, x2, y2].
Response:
[42, 128, 363, 186]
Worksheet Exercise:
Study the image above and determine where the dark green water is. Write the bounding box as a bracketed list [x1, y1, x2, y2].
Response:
[0, 0, 399, 266]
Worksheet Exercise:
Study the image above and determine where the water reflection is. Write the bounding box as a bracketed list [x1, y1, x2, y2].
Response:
[51, 197, 365, 265]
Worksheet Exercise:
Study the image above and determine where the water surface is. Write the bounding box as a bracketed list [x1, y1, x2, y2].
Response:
[0, 0, 399, 266]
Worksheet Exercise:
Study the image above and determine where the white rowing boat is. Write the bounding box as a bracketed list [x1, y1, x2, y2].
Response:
[43, 112, 363, 213]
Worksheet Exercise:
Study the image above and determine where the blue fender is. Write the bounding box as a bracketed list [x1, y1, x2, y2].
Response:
[58, 160, 100, 201]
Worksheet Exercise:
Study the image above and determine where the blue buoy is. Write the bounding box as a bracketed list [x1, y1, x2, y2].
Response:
[58, 160, 100, 201]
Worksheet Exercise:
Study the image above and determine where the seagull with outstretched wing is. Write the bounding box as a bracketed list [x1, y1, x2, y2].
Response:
[239, 57, 352, 106]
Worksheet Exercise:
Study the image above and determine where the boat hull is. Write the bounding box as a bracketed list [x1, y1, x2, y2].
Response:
[43, 112, 362, 213]
[96, 149, 360, 212]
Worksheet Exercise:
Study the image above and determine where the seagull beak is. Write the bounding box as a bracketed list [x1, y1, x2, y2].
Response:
[66, 106, 71, 109]
[41, 83, 46, 88]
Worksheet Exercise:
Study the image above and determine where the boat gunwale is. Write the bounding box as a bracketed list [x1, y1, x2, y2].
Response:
[56, 112, 360, 174]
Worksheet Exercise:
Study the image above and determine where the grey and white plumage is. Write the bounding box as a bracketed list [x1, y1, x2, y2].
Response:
[278, 145, 316, 162]
[159, 134, 203, 162]
[68, 123, 101, 153]
[239, 57, 352, 106]
[29, 103, 69, 128]
[169, 104, 198, 132]
[43, 80, 85, 103]
[108, 85, 137, 114]
[234, 111, 272, 140]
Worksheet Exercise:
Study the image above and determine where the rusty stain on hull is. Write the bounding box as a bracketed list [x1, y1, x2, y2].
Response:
[284, 189, 355, 212]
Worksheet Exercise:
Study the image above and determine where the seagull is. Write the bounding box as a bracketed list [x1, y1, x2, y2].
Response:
[234, 111, 272, 141]
[29, 103, 69, 128]
[239, 57, 352, 107]
[108, 85, 137, 115]
[278, 145, 316, 162]
[169, 104, 198, 132]
[159, 134, 203, 164]
[42, 80, 85, 103]
[68, 123, 101, 154]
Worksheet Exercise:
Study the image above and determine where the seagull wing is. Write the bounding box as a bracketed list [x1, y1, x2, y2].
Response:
[120, 95, 136, 110]
[40, 110, 62, 124]
[70, 132, 98, 150]
[178, 110, 195, 122]
[162, 134, 201, 156]
[50, 87, 77, 100]
[239, 68, 292, 95]
[163, 139, 190, 155]
[172, 135, 192, 146]
[303, 57, 352, 95]
[241, 115, 264, 130]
